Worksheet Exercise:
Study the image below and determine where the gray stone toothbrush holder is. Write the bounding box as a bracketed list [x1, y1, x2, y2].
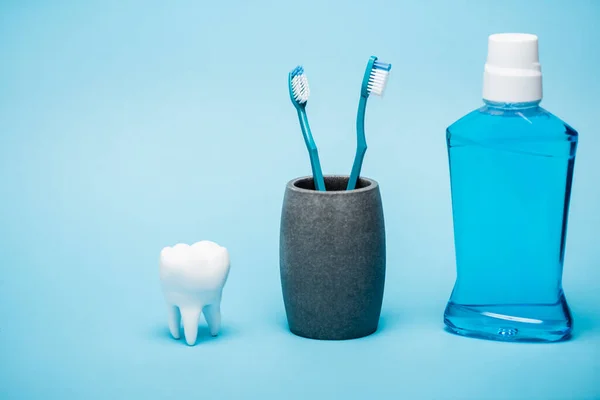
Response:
[279, 175, 386, 340]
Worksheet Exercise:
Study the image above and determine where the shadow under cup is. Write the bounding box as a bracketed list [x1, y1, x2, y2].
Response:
[279, 175, 386, 340]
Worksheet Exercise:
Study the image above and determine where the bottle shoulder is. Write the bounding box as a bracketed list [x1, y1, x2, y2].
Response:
[447, 105, 578, 140]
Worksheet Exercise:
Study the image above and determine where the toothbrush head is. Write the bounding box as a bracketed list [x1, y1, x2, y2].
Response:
[362, 56, 392, 97]
[289, 65, 310, 107]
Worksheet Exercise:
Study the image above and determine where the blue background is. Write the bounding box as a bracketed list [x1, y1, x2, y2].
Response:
[1, 1, 599, 398]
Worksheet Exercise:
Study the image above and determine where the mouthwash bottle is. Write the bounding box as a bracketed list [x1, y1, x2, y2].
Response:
[443, 33, 577, 342]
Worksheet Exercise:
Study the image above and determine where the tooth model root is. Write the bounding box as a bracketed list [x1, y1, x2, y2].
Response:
[167, 305, 181, 339]
[181, 307, 202, 346]
[203, 304, 221, 337]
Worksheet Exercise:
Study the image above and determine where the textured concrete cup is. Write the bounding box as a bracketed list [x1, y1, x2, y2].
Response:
[279, 175, 386, 340]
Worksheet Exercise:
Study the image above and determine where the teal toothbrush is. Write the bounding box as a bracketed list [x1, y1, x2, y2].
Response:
[346, 56, 392, 190]
[289, 66, 326, 191]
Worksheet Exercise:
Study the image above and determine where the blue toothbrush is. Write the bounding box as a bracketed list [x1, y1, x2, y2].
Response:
[288, 66, 326, 191]
[347, 56, 392, 190]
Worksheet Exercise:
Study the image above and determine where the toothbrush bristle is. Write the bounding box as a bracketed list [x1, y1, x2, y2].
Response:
[367, 61, 391, 96]
[290, 66, 310, 104]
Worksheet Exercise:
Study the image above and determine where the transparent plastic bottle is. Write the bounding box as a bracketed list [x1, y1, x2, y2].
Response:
[443, 33, 578, 342]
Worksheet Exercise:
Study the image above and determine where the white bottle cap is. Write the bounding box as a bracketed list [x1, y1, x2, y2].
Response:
[482, 33, 542, 103]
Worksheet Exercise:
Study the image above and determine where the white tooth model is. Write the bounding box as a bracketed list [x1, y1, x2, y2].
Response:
[159, 241, 231, 346]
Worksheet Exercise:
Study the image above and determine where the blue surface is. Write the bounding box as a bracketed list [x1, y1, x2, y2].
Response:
[444, 101, 576, 342]
[1, 1, 599, 398]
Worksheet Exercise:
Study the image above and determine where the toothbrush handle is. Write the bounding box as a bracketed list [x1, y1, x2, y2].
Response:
[347, 96, 368, 190]
[297, 108, 326, 191]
